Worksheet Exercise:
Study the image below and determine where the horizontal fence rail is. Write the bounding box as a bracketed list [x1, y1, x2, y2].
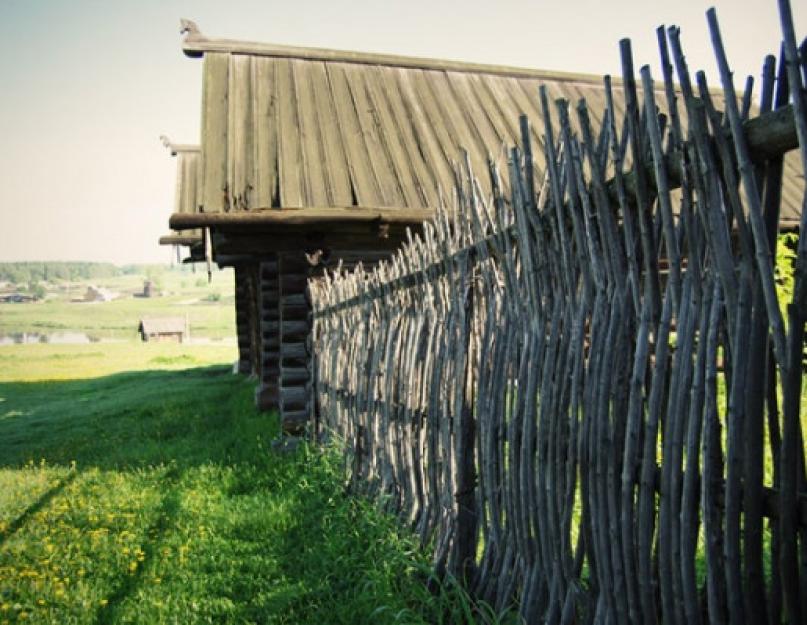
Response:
[311, 3, 807, 623]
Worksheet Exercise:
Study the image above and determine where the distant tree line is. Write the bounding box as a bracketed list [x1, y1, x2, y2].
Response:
[0, 262, 171, 285]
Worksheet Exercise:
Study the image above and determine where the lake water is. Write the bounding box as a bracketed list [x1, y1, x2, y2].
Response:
[0, 331, 117, 345]
[0, 332, 237, 346]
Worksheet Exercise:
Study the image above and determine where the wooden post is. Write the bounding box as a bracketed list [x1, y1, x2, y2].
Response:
[256, 256, 280, 411]
[277, 253, 312, 433]
[246, 264, 262, 379]
[454, 270, 478, 585]
[234, 264, 253, 375]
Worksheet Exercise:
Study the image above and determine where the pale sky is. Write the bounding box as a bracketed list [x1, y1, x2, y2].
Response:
[0, 0, 804, 264]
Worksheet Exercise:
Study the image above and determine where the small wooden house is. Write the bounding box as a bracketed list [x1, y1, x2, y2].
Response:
[84, 285, 115, 302]
[0, 293, 35, 304]
[138, 317, 187, 343]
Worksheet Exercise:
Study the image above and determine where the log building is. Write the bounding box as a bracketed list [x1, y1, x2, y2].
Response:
[164, 20, 804, 432]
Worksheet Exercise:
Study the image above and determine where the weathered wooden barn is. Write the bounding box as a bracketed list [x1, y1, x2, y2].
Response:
[158, 137, 204, 258]
[84, 285, 116, 302]
[166, 20, 804, 432]
[138, 317, 188, 343]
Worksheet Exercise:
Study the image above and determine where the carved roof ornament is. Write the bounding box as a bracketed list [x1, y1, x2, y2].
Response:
[180, 19, 204, 42]
[159, 135, 200, 157]
[160, 135, 178, 156]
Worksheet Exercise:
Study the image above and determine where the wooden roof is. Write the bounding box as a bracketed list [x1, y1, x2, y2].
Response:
[159, 136, 202, 246]
[139, 317, 187, 335]
[175, 20, 803, 230]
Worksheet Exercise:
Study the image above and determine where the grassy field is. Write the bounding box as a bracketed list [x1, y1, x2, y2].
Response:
[0, 344, 504, 624]
[0, 343, 238, 382]
[0, 267, 236, 341]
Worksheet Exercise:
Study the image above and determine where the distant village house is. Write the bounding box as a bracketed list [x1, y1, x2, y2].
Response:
[0, 293, 36, 303]
[138, 317, 188, 343]
[84, 285, 116, 302]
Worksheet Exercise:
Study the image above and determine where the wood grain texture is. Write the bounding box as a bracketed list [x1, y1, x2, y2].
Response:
[201, 53, 229, 213]
[187, 42, 802, 234]
[308, 12, 807, 621]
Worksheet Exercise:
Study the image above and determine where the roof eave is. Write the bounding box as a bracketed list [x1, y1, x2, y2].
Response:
[170, 207, 434, 231]
[159, 234, 204, 246]
[180, 19, 616, 85]
[160, 135, 200, 156]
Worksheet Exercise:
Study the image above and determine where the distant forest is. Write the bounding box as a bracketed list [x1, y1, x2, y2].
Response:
[0, 262, 168, 285]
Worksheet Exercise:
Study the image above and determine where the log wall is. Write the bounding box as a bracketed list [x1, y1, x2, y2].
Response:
[246, 263, 261, 378]
[277, 254, 313, 433]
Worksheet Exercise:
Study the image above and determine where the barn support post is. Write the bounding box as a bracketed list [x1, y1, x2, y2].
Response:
[233, 263, 253, 375]
[256, 255, 280, 410]
[248, 264, 263, 379]
[277, 253, 313, 433]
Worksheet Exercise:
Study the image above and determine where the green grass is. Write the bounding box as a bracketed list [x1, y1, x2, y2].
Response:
[0, 343, 238, 382]
[0, 346, 507, 624]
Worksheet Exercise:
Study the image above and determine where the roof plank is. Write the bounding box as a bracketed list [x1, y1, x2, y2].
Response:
[294, 59, 329, 207]
[309, 61, 353, 207]
[422, 70, 490, 183]
[393, 68, 455, 202]
[252, 57, 278, 209]
[374, 68, 439, 208]
[362, 66, 428, 209]
[228, 54, 254, 210]
[406, 69, 465, 192]
[276, 58, 305, 208]
[200, 52, 229, 212]
[326, 63, 383, 207]
[343, 64, 406, 207]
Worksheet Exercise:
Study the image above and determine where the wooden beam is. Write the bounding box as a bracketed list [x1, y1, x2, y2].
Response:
[181, 20, 630, 86]
[158, 234, 203, 246]
[170, 207, 433, 230]
[160, 135, 200, 156]
[606, 102, 800, 208]
[210, 228, 417, 257]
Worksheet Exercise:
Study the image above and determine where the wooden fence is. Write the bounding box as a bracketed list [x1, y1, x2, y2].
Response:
[311, 4, 807, 623]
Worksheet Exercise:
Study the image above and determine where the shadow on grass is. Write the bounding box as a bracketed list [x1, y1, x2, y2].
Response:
[0, 364, 461, 624]
[0, 470, 77, 547]
[0, 364, 278, 472]
[95, 466, 183, 625]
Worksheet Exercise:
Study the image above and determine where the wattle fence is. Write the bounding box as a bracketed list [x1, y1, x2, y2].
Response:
[310, 5, 807, 624]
